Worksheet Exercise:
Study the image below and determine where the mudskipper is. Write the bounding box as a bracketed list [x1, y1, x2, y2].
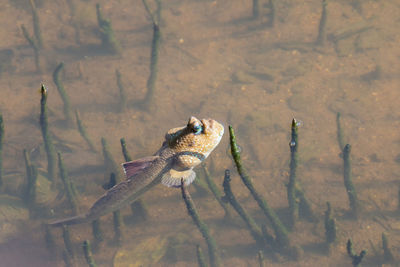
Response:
[49, 116, 224, 226]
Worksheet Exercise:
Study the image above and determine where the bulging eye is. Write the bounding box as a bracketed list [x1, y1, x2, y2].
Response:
[192, 124, 202, 135]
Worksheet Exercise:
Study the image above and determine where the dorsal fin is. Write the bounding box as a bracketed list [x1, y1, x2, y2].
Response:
[122, 156, 158, 179]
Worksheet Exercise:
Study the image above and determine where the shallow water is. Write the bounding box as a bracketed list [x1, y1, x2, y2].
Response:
[0, 0, 400, 266]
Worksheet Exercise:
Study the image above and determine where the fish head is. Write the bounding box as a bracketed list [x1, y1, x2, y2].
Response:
[165, 116, 224, 170]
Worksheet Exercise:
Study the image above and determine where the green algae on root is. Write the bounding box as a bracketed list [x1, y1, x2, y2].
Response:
[115, 69, 127, 112]
[287, 118, 299, 227]
[196, 245, 207, 267]
[39, 85, 57, 182]
[222, 169, 265, 247]
[201, 164, 231, 219]
[181, 179, 221, 267]
[324, 202, 336, 250]
[336, 112, 345, 151]
[83, 240, 97, 267]
[229, 125, 289, 248]
[346, 239, 366, 267]
[120, 138, 132, 161]
[343, 144, 359, 218]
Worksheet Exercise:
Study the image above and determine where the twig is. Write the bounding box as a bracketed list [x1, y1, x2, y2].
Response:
[343, 144, 359, 218]
[181, 179, 221, 267]
[53, 62, 73, 124]
[39, 85, 57, 182]
[229, 125, 289, 248]
[75, 110, 97, 152]
[82, 240, 97, 267]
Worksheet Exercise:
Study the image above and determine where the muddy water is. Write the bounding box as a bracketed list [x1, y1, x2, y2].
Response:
[0, 0, 400, 266]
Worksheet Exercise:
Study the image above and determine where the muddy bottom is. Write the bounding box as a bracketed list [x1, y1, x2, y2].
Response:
[0, 0, 400, 266]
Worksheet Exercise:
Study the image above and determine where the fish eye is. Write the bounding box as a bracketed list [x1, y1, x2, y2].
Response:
[192, 124, 202, 135]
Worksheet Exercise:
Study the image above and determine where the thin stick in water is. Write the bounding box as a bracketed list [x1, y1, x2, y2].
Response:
[21, 25, 41, 72]
[324, 202, 336, 250]
[336, 112, 345, 151]
[115, 69, 127, 112]
[83, 240, 97, 267]
[258, 250, 265, 267]
[382, 232, 394, 263]
[287, 118, 299, 227]
[196, 245, 208, 267]
[346, 239, 366, 267]
[75, 110, 96, 152]
[103, 172, 124, 246]
[316, 0, 328, 46]
[268, 0, 276, 27]
[343, 144, 359, 218]
[222, 169, 265, 247]
[253, 0, 259, 19]
[229, 125, 289, 248]
[202, 164, 231, 219]
[39, 85, 57, 182]
[96, 3, 121, 54]
[120, 138, 149, 222]
[143, 22, 160, 111]
[91, 219, 103, 245]
[58, 152, 78, 214]
[43, 224, 57, 260]
[0, 113, 3, 189]
[62, 225, 74, 259]
[120, 138, 132, 161]
[101, 137, 121, 183]
[53, 62, 73, 125]
[181, 179, 221, 267]
[29, 0, 43, 49]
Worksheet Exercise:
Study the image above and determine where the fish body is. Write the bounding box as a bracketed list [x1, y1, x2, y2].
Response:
[49, 117, 224, 226]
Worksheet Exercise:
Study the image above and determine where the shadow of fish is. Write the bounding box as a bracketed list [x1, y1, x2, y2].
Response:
[49, 116, 224, 226]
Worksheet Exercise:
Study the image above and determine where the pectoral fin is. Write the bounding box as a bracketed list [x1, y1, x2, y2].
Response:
[161, 169, 196, 188]
[122, 156, 158, 179]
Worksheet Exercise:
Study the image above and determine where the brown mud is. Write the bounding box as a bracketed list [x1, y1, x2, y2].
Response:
[0, 0, 400, 266]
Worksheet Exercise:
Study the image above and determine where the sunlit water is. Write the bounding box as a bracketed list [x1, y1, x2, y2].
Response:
[0, 0, 399, 266]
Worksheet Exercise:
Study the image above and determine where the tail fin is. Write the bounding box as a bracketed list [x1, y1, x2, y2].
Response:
[48, 214, 87, 227]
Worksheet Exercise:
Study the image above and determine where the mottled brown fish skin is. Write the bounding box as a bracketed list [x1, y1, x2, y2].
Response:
[49, 117, 224, 226]
[166, 118, 224, 170]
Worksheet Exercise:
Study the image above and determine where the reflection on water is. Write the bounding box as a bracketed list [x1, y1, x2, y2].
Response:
[0, 0, 400, 266]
